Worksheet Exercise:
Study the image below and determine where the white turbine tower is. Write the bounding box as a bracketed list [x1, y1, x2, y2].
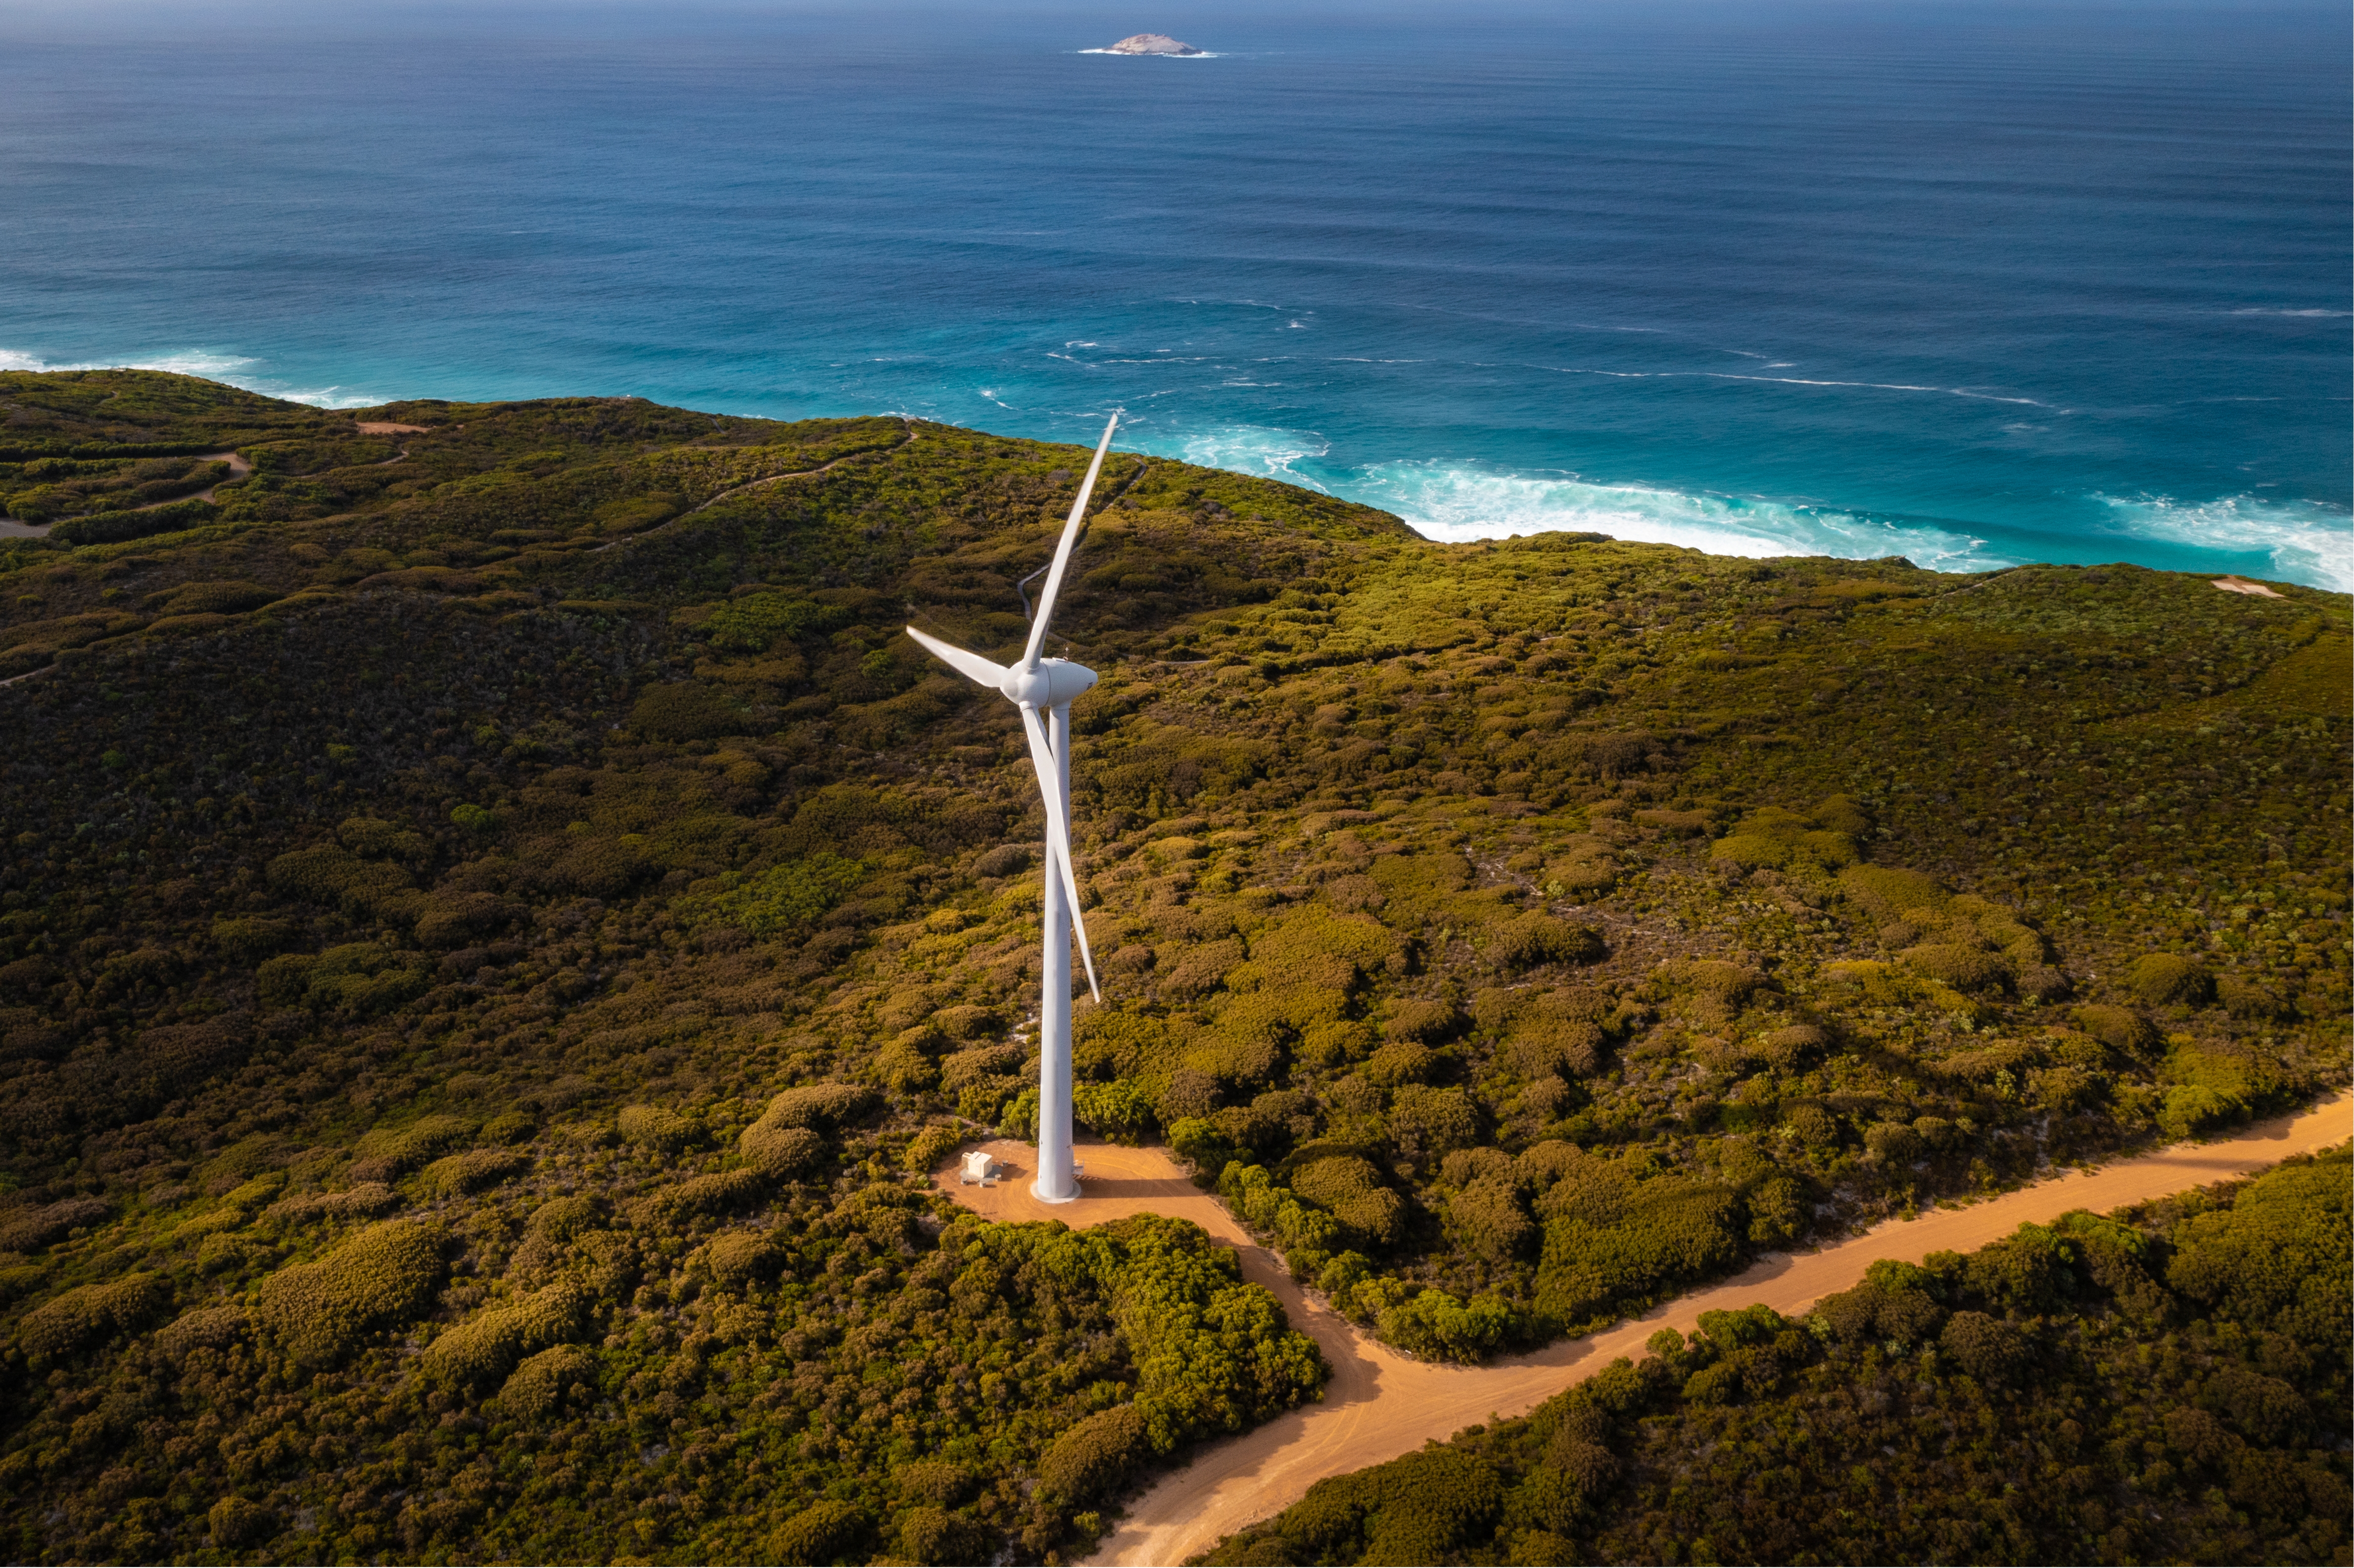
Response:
[905, 412, 1118, 1203]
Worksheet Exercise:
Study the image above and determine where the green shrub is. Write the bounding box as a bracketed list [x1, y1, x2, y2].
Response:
[254, 1219, 445, 1366]
[420, 1147, 529, 1196]
[501, 1342, 599, 1418]
[414, 890, 518, 948]
[1183, 1024, 1283, 1092]
[741, 1122, 826, 1176]
[211, 915, 296, 958]
[1490, 914, 1603, 971]
[1939, 1309, 2026, 1382]
[2156, 1040, 2279, 1138]
[1836, 863, 1948, 920]
[0, 1197, 110, 1253]
[769, 1500, 869, 1566]
[294, 942, 432, 1016]
[1363, 1039, 1444, 1087]
[1852, 1125, 1919, 1169]
[630, 683, 745, 741]
[896, 1460, 977, 1507]
[50, 498, 219, 545]
[353, 1114, 474, 1179]
[207, 1496, 277, 1549]
[704, 591, 846, 652]
[14, 1273, 166, 1360]
[450, 802, 501, 834]
[2166, 1153, 2351, 1343]
[424, 1282, 587, 1388]
[266, 845, 418, 920]
[997, 1084, 1040, 1141]
[1377, 1288, 1517, 1363]
[1384, 999, 1464, 1043]
[931, 1003, 1002, 1042]
[1389, 1084, 1480, 1157]
[616, 1104, 699, 1152]
[758, 1082, 879, 1130]
[2216, 974, 2287, 1020]
[2126, 952, 2214, 1007]
[1036, 1403, 1152, 1504]
[698, 1230, 779, 1285]
[901, 1121, 967, 1172]
[674, 854, 866, 936]
[151, 579, 280, 616]
[897, 1505, 984, 1567]
[152, 1305, 248, 1357]
[2072, 1003, 2158, 1056]
[1900, 942, 2011, 993]
[591, 493, 680, 535]
[1448, 1175, 1534, 1260]
[1073, 1079, 1157, 1141]
[1710, 798, 1862, 870]
[1292, 1155, 1407, 1247]
[1534, 1160, 1741, 1326]
[943, 1043, 1027, 1096]
[638, 1169, 766, 1223]
[482, 1110, 538, 1145]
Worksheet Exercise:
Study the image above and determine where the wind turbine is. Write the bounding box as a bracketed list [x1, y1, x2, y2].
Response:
[906, 412, 1118, 1203]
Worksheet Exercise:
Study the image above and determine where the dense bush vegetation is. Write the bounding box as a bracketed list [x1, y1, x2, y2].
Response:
[0, 371, 2344, 1561]
[1205, 1149, 2352, 1566]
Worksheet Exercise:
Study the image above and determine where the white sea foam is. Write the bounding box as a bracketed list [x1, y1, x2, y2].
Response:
[2094, 493, 2354, 595]
[1347, 460, 2013, 573]
[1140, 423, 1333, 492]
[0, 346, 383, 408]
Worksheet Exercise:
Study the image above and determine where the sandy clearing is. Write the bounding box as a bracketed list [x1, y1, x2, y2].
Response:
[356, 421, 430, 435]
[2213, 577, 2287, 598]
[935, 1090, 2352, 1568]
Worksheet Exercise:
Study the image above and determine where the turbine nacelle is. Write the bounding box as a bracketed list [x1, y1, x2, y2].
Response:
[1002, 657, 1097, 709]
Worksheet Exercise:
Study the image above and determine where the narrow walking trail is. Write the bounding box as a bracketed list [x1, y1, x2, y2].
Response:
[594, 421, 918, 552]
[935, 1091, 2352, 1568]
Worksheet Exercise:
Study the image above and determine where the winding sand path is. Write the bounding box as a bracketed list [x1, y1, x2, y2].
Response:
[933, 1090, 2352, 1568]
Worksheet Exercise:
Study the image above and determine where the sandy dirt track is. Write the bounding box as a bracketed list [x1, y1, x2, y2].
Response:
[934, 1090, 2352, 1568]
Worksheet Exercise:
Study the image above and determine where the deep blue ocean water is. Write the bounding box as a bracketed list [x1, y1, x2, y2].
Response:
[3, 2, 2348, 588]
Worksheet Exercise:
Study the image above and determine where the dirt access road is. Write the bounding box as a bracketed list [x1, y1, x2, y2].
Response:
[932, 1091, 2352, 1568]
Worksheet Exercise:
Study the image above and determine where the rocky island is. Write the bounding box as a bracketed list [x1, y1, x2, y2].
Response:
[1104, 32, 1206, 56]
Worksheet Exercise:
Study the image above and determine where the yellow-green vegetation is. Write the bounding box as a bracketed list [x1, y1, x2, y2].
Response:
[0, 371, 2345, 1562]
[1203, 1148, 2352, 1567]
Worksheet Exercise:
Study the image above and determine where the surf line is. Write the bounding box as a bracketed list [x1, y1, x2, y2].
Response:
[932, 1090, 2353, 1567]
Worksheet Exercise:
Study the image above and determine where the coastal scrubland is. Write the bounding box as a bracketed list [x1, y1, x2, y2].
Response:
[1202, 1148, 2352, 1567]
[0, 369, 2345, 1563]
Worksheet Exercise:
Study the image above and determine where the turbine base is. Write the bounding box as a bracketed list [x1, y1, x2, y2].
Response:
[1030, 1177, 1081, 1205]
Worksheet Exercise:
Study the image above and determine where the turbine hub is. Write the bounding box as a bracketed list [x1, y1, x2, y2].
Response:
[1003, 657, 1098, 709]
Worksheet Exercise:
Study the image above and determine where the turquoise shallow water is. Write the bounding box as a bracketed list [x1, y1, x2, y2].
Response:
[1, 2, 2347, 587]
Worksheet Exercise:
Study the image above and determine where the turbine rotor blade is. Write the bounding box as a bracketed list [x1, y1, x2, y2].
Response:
[1020, 704, 1102, 1002]
[1020, 412, 1119, 670]
[905, 625, 1010, 689]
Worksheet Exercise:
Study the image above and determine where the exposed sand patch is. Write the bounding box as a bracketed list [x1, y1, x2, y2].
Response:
[935, 1092, 2353, 1568]
[356, 421, 430, 435]
[2213, 576, 2286, 598]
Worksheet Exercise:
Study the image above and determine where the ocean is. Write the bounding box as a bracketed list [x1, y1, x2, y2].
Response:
[2, 2, 2347, 589]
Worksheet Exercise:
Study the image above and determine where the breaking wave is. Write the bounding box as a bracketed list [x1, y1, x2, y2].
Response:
[0, 346, 385, 410]
[1332, 459, 2011, 574]
[2093, 493, 2354, 595]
